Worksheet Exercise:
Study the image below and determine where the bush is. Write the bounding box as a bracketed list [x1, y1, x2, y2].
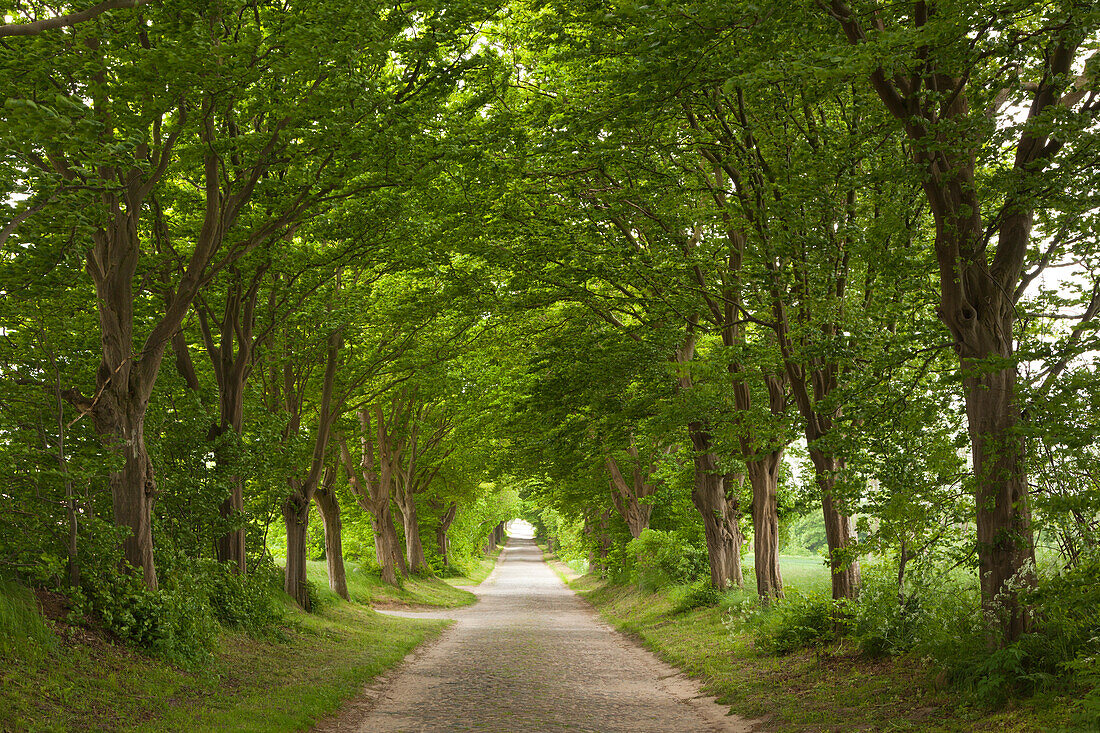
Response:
[80, 569, 219, 669]
[673, 578, 725, 614]
[848, 565, 923, 658]
[627, 528, 709, 589]
[910, 561, 1100, 706]
[199, 557, 284, 636]
[754, 591, 844, 654]
[78, 550, 287, 667]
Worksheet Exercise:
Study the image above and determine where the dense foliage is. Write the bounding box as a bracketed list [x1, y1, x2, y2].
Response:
[1, 0, 1098, 718]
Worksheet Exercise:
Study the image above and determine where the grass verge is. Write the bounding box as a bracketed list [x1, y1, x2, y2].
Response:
[304, 560, 478, 609]
[440, 546, 503, 588]
[0, 580, 446, 732]
[576, 579, 1079, 732]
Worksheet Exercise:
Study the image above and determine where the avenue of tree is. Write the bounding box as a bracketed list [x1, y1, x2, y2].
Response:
[1, 0, 1098, 663]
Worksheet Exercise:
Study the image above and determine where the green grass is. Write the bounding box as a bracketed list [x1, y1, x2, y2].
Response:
[0, 578, 56, 665]
[0, 549, 508, 732]
[0, 587, 447, 733]
[304, 560, 478, 608]
[575, 561, 1078, 732]
[440, 547, 502, 587]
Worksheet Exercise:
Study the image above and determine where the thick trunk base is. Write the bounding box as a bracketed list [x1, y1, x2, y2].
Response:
[373, 506, 406, 586]
[108, 411, 158, 590]
[748, 453, 784, 603]
[214, 478, 246, 575]
[315, 487, 348, 600]
[966, 364, 1035, 639]
[282, 496, 311, 610]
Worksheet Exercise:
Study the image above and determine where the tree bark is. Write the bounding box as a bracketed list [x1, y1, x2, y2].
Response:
[809, 447, 861, 600]
[689, 423, 744, 589]
[675, 322, 743, 590]
[821, 0, 1083, 640]
[605, 441, 658, 539]
[394, 493, 428, 574]
[436, 501, 456, 567]
[747, 450, 784, 603]
[338, 407, 408, 586]
[200, 273, 263, 576]
[313, 467, 348, 600]
[282, 490, 311, 610]
[92, 380, 159, 589]
[373, 506, 407, 586]
[281, 330, 342, 608]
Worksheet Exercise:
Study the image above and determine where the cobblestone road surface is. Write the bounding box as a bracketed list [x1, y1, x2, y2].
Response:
[336, 537, 755, 733]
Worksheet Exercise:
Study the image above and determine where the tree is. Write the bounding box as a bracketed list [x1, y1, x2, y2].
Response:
[821, 0, 1100, 635]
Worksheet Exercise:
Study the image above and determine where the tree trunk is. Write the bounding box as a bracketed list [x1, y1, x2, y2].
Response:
[401, 500, 428, 574]
[967, 362, 1034, 638]
[821, 0, 1078, 640]
[282, 490, 311, 610]
[372, 504, 407, 586]
[212, 367, 248, 574]
[314, 472, 348, 600]
[96, 394, 159, 589]
[338, 407, 408, 588]
[606, 446, 657, 540]
[436, 502, 456, 567]
[280, 330, 342, 608]
[808, 447, 860, 600]
[747, 450, 784, 603]
[689, 423, 743, 589]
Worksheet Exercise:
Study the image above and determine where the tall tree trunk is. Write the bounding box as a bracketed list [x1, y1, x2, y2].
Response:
[212, 365, 248, 574]
[747, 450, 784, 603]
[674, 320, 742, 589]
[435, 501, 456, 567]
[95, 390, 159, 589]
[821, 0, 1082, 639]
[280, 330, 342, 608]
[688, 423, 743, 589]
[338, 406, 408, 587]
[967, 360, 1033, 637]
[313, 468, 347, 600]
[282, 489, 311, 610]
[395, 496, 427, 574]
[199, 269, 266, 577]
[808, 447, 860, 600]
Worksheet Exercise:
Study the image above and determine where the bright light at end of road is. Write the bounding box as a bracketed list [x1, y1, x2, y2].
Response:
[505, 519, 535, 539]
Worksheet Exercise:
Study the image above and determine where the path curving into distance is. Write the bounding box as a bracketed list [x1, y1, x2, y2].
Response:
[318, 536, 756, 733]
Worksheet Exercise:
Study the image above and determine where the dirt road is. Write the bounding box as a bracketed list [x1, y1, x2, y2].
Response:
[324, 537, 755, 732]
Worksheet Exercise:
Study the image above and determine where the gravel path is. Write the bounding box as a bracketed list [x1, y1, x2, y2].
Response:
[324, 537, 756, 733]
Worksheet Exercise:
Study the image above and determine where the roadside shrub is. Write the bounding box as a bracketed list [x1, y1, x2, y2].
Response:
[627, 528, 709, 589]
[81, 569, 218, 669]
[754, 591, 843, 654]
[1063, 651, 1100, 730]
[848, 565, 923, 657]
[200, 557, 284, 636]
[673, 578, 725, 613]
[910, 562, 1100, 705]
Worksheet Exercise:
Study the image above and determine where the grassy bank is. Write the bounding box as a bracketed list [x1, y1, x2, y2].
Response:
[295, 545, 503, 609]
[303, 561, 475, 609]
[1, 549, 504, 732]
[0, 589, 445, 733]
[571, 566, 1081, 732]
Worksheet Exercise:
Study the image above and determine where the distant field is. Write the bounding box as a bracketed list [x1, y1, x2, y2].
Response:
[743, 554, 831, 593]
